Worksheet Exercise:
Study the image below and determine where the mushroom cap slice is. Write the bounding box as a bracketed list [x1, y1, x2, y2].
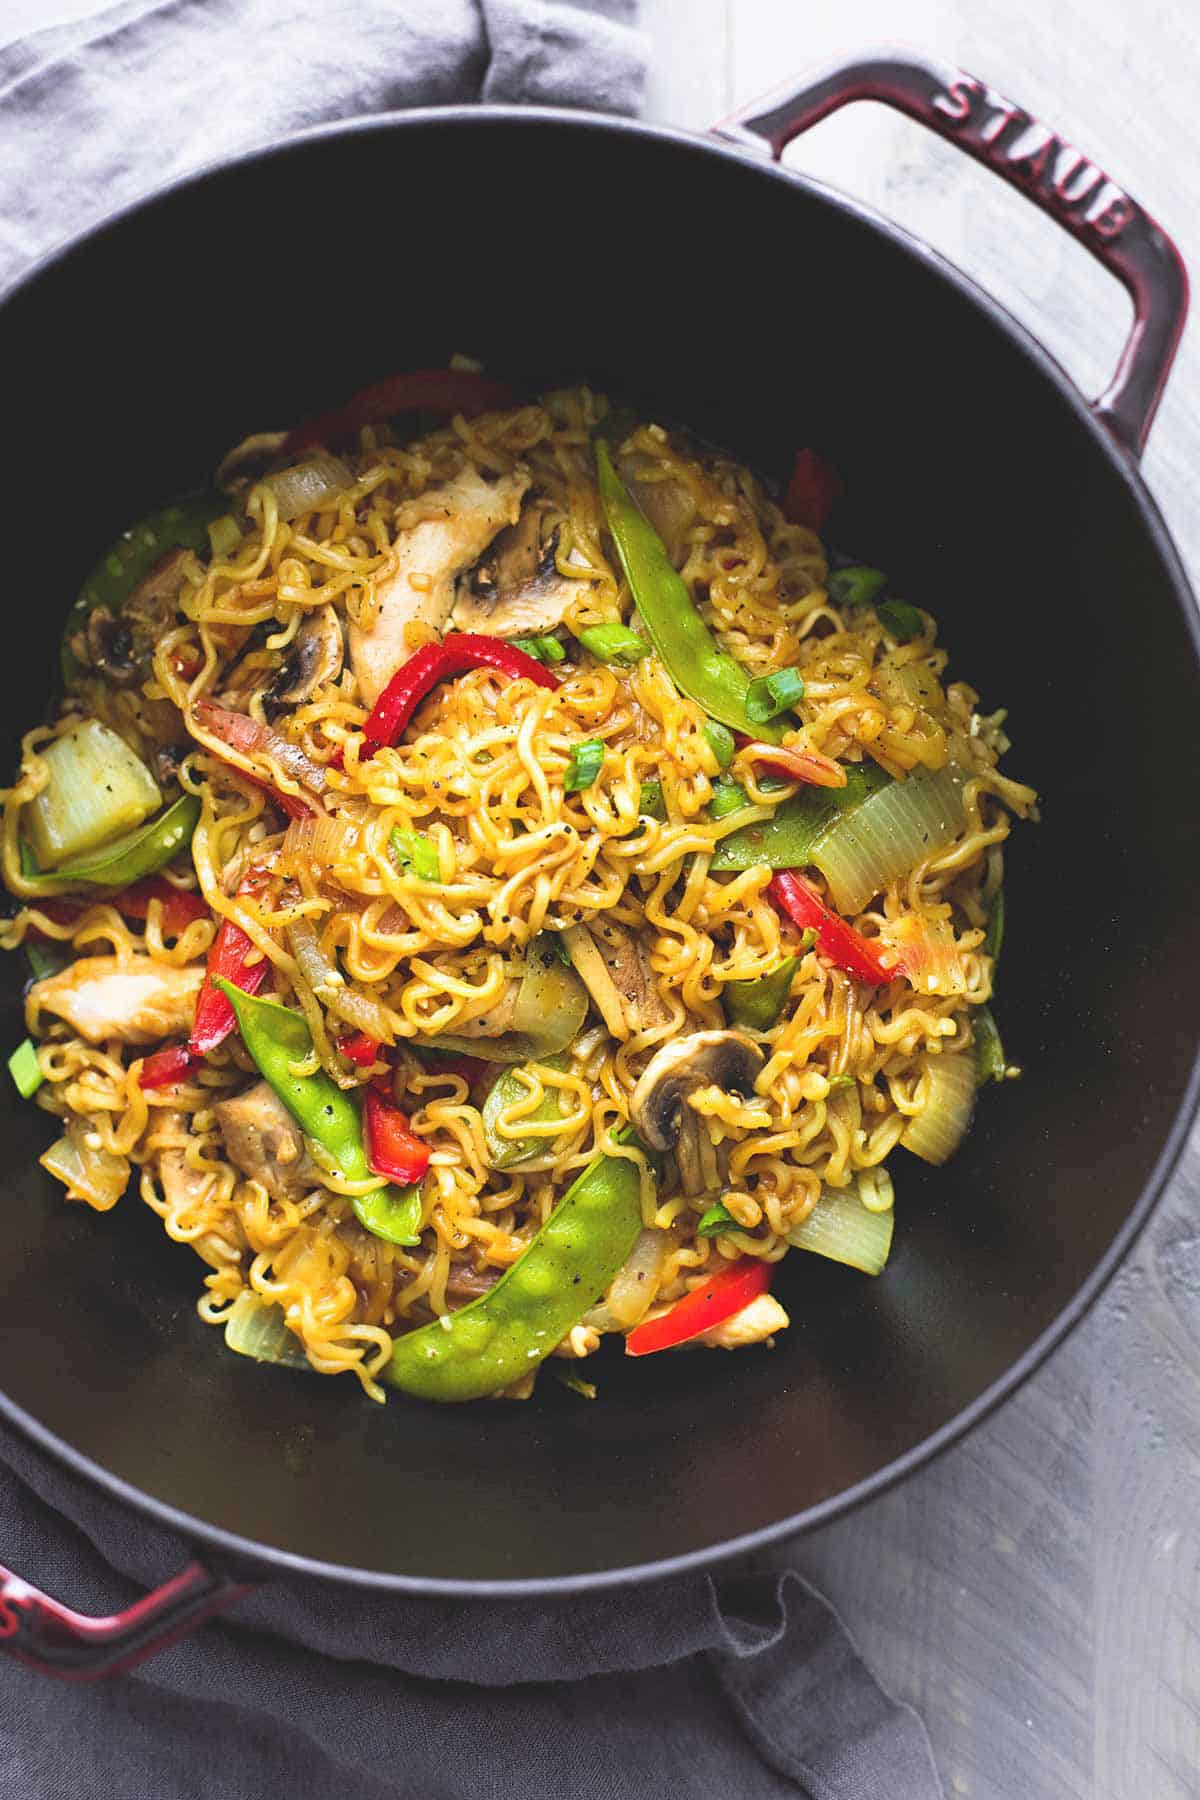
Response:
[630, 1029, 764, 1153]
[264, 607, 344, 714]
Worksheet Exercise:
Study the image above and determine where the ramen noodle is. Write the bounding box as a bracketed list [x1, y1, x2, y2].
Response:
[0, 378, 1035, 1402]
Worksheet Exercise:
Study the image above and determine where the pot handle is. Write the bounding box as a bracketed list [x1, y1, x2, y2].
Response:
[713, 47, 1188, 459]
[0, 1555, 254, 1681]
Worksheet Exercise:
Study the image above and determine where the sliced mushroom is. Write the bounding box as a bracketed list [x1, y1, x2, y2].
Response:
[453, 495, 593, 637]
[562, 919, 671, 1040]
[263, 608, 344, 717]
[630, 1030, 764, 1195]
[216, 430, 289, 495]
[82, 606, 138, 685]
[349, 464, 530, 706]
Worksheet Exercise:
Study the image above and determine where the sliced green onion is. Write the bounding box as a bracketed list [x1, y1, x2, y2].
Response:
[577, 624, 649, 664]
[788, 1169, 895, 1274]
[390, 827, 440, 882]
[825, 1072, 855, 1093]
[511, 633, 566, 665]
[901, 1050, 976, 1164]
[828, 566, 887, 606]
[710, 777, 752, 821]
[697, 1201, 737, 1238]
[638, 780, 666, 819]
[25, 720, 161, 869]
[8, 1038, 43, 1099]
[710, 762, 889, 872]
[565, 739, 605, 793]
[724, 956, 800, 1030]
[546, 933, 572, 966]
[224, 1291, 311, 1370]
[745, 667, 805, 724]
[481, 1057, 566, 1169]
[207, 513, 242, 560]
[813, 762, 968, 914]
[703, 722, 736, 769]
[876, 600, 925, 643]
[974, 1005, 1008, 1085]
[983, 888, 1005, 966]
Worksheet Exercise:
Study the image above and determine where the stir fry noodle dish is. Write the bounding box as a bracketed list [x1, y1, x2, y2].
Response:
[1, 370, 1035, 1403]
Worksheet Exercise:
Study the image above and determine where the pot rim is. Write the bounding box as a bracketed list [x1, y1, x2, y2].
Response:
[2, 101, 1198, 1597]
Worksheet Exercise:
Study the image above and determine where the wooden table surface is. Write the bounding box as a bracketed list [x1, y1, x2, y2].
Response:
[641, 4, 1200, 1795]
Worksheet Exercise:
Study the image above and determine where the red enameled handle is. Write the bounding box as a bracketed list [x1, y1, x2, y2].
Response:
[713, 47, 1189, 460]
[0, 1557, 253, 1681]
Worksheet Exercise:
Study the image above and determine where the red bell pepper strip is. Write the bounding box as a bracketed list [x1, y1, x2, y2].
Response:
[769, 871, 895, 987]
[782, 448, 842, 532]
[188, 872, 271, 1057]
[625, 1258, 773, 1357]
[284, 369, 516, 456]
[113, 877, 209, 937]
[27, 882, 207, 940]
[735, 736, 847, 790]
[361, 633, 560, 753]
[339, 1031, 383, 1067]
[363, 1078, 431, 1184]
[139, 1043, 197, 1090]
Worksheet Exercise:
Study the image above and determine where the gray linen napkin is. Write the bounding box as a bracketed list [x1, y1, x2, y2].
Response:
[0, 6, 942, 1795]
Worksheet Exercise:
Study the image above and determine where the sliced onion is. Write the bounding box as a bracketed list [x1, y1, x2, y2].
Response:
[901, 1050, 976, 1165]
[263, 452, 353, 522]
[194, 699, 327, 794]
[813, 762, 968, 914]
[279, 812, 361, 877]
[604, 1228, 670, 1327]
[788, 1171, 895, 1274]
[323, 982, 395, 1045]
[287, 915, 338, 989]
[874, 650, 944, 713]
[223, 1291, 310, 1369]
[511, 940, 589, 1055]
[41, 1123, 129, 1212]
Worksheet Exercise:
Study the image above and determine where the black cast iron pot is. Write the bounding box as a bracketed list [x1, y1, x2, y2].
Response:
[1, 49, 1197, 1676]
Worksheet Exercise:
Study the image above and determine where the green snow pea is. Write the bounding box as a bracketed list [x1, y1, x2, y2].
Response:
[596, 441, 786, 743]
[21, 793, 201, 891]
[385, 1151, 642, 1402]
[709, 762, 890, 872]
[62, 491, 225, 684]
[214, 978, 422, 1246]
[724, 955, 803, 1031]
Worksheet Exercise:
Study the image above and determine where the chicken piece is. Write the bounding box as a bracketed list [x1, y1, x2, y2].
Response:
[699, 1292, 790, 1350]
[152, 1108, 219, 1214]
[452, 496, 592, 638]
[214, 1080, 324, 1204]
[349, 465, 529, 706]
[31, 956, 203, 1046]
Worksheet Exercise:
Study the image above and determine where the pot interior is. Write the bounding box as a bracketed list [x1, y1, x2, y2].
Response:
[1, 114, 1197, 1586]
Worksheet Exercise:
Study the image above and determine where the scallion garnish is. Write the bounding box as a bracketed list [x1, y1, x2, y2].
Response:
[511, 634, 566, 665]
[745, 667, 805, 724]
[565, 739, 605, 792]
[577, 624, 649, 665]
[876, 600, 924, 643]
[703, 721, 736, 769]
[390, 828, 440, 881]
[638, 779, 666, 819]
[828, 565, 888, 606]
[697, 1201, 737, 1238]
[9, 1037, 43, 1099]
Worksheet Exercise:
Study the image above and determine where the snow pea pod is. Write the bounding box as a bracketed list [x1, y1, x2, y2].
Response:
[61, 491, 225, 684]
[21, 793, 201, 891]
[595, 441, 786, 744]
[709, 762, 889, 872]
[214, 978, 422, 1246]
[724, 955, 803, 1031]
[385, 1152, 642, 1402]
